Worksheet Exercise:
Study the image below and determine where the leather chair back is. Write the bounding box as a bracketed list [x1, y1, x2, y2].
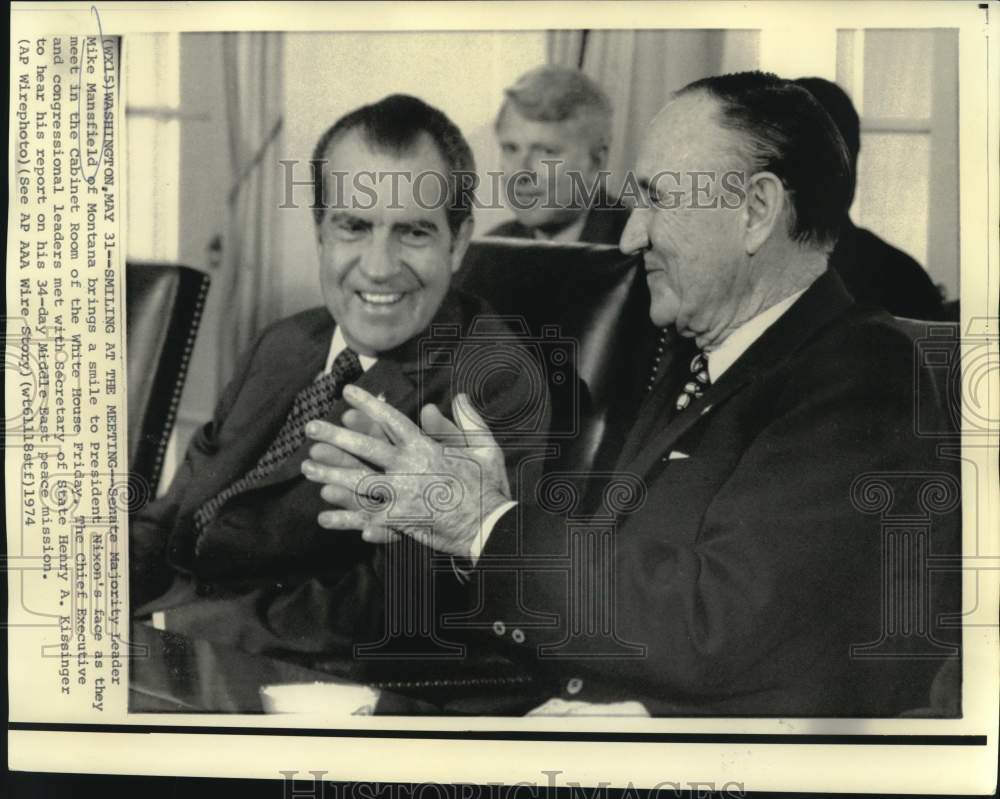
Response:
[126, 263, 210, 496]
[455, 239, 657, 477]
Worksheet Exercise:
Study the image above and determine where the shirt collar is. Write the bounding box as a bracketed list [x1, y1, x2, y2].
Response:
[321, 326, 376, 378]
[704, 289, 806, 383]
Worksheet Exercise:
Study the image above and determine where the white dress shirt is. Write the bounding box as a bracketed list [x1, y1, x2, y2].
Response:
[322, 327, 376, 378]
[703, 289, 806, 382]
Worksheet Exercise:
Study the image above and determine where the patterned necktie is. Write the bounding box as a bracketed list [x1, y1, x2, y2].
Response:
[674, 351, 710, 412]
[193, 347, 363, 532]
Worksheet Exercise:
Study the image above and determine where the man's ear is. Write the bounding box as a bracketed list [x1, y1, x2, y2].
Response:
[449, 216, 474, 273]
[743, 171, 786, 256]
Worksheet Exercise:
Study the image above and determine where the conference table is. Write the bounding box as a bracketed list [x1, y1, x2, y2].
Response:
[128, 622, 540, 715]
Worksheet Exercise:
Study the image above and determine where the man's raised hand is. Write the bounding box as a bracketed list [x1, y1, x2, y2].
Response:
[302, 385, 511, 558]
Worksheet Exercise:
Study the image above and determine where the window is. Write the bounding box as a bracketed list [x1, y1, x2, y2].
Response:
[761, 27, 960, 301]
[837, 29, 960, 299]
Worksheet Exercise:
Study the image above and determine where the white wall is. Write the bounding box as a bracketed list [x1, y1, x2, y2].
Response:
[175, 34, 231, 423]
[277, 31, 546, 318]
[155, 34, 232, 488]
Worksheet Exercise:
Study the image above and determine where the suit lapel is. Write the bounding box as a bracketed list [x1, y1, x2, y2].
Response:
[252, 351, 418, 490]
[237, 287, 478, 494]
[615, 329, 693, 467]
[622, 270, 855, 480]
[256, 343, 327, 432]
[623, 366, 755, 479]
[193, 319, 328, 502]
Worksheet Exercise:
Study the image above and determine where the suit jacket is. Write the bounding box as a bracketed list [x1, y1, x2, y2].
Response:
[830, 220, 946, 321]
[487, 196, 632, 246]
[130, 289, 549, 668]
[470, 269, 961, 716]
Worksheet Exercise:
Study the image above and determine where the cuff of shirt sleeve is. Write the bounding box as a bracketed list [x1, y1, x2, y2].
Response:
[449, 500, 518, 582]
[472, 500, 518, 563]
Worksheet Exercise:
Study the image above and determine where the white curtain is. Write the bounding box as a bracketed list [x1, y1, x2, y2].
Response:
[218, 32, 285, 390]
[547, 30, 586, 67]
[549, 30, 760, 198]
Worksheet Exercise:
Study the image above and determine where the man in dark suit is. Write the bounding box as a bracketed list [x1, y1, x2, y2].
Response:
[488, 66, 631, 245]
[129, 95, 546, 666]
[794, 77, 946, 320]
[303, 73, 960, 716]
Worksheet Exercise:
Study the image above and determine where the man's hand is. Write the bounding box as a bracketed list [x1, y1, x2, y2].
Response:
[302, 386, 511, 559]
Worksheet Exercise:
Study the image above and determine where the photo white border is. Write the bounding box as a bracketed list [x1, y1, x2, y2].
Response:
[7, 1, 998, 794]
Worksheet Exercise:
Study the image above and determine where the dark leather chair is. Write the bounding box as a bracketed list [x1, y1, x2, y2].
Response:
[126, 263, 210, 500]
[455, 238, 659, 481]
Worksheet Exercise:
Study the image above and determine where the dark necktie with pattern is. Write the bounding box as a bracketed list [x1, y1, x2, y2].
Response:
[674, 351, 710, 412]
[193, 347, 364, 532]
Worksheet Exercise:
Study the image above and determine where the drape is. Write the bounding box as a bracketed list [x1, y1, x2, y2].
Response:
[548, 29, 760, 198]
[218, 32, 285, 390]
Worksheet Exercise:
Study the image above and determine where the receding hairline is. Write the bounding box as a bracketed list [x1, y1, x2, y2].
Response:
[317, 126, 448, 170]
[643, 90, 746, 167]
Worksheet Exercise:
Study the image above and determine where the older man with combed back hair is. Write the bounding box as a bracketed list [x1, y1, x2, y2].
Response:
[489, 65, 631, 244]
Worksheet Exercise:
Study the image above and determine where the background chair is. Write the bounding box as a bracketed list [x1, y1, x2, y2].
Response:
[455, 239, 658, 484]
[125, 263, 210, 502]
[941, 299, 960, 322]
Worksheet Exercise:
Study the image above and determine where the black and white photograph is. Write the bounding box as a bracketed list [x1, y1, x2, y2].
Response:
[6, 2, 998, 796]
[125, 21, 966, 716]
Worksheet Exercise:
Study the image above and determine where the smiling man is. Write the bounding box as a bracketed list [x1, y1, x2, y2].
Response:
[304, 73, 960, 716]
[129, 94, 546, 665]
[315, 114, 461, 354]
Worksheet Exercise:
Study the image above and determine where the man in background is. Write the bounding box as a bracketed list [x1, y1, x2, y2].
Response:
[129, 94, 545, 668]
[794, 76, 946, 320]
[489, 65, 631, 244]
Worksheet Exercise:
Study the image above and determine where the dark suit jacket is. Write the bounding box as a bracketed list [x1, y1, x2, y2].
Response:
[830, 220, 946, 321]
[130, 289, 549, 666]
[470, 270, 961, 716]
[487, 197, 632, 246]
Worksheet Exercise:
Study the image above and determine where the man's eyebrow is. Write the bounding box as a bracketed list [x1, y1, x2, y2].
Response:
[326, 212, 370, 226]
[394, 219, 440, 233]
